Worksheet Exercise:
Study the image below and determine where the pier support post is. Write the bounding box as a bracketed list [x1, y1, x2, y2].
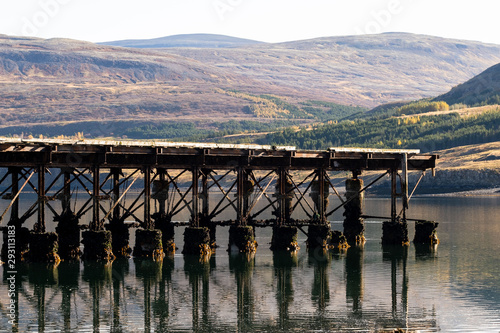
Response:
[55, 169, 81, 260]
[182, 227, 212, 256]
[153, 168, 175, 253]
[134, 229, 164, 260]
[413, 221, 439, 245]
[134, 166, 164, 260]
[307, 224, 331, 249]
[29, 232, 60, 263]
[29, 165, 61, 263]
[343, 172, 365, 245]
[236, 168, 254, 226]
[275, 168, 294, 225]
[329, 230, 349, 250]
[34, 165, 46, 233]
[308, 169, 331, 249]
[228, 225, 257, 253]
[200, 169, 216, 248]
[183, 167, 212, 256]
[270, 225, 299, 251]
[382, 221, 409, 245]
[106, 168, 131, 257]
[82, 230, 114, 261]
[191, 166, 200, 228]
[382, 164, 409, 246]
[1, 168, 30, 262]
[182, 167, 212, 256]
[229, 168, 257, 253]
[311, 169, 329, 223]
[272, 168, 299, 251]
[82, 165, 115, 261]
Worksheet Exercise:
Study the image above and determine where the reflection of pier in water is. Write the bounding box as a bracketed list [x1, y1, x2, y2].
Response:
[1, 245, 439, 332]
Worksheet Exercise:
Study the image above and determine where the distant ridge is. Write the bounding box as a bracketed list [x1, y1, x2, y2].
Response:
[101, 33, 264, 48]
[434, 62, 500, 106]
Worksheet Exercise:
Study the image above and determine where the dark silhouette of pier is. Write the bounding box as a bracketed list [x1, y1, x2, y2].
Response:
[0, 138, 438, 261]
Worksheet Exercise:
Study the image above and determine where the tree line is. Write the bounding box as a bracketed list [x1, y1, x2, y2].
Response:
[258, 109, 500, 152]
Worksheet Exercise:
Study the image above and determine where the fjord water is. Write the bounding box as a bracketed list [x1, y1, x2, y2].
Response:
[1, 196, 500, 332]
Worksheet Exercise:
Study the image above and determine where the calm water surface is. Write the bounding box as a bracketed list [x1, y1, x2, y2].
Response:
[1, 196, 500, 332]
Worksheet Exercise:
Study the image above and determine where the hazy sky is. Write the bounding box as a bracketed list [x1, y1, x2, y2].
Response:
[1, 0, 499, 44]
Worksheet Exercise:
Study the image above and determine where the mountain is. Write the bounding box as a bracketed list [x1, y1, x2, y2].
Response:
[0, 34, 269, 132]
[2, 33, 500, 139]
[434, 62, 500, 106]
[159, 32, 500, 107]
[0, 35, 239, 83]
[101, 33, 264, 48]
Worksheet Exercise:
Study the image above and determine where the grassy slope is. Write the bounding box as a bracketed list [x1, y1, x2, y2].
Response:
[433, 141, 500, 171]
[399, 104, 500, 119]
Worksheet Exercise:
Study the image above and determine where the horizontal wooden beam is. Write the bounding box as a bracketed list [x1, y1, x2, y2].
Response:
[0, 138, 438, 171]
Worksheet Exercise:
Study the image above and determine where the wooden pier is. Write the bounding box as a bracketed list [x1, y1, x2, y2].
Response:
[0, 138, 438, 261]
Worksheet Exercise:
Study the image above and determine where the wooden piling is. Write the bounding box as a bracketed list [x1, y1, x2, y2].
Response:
[270, 225, 299, 251]
[275, 168, 294, 225]
[134, 166, 164, 259]
[133, 229, 164, 260]
[310, 169, 329, 223]
[153, 168, 175, 253]
[413, 221, 439, 245]
[382, 221, 409, 245]
[106, 168, 131, 257]
[236, 168, 254, 226]
[83, 166, 115, 260]
[307, 224, 331, 249]
[182, 227, 212, 256]
[55, 169, 81, 260]
[29, 232, 60, 263]
[81, 230, 115, 261]
[55, 211, 81, 260]
[28, 165, 62, 262]
[343, 175, 365, 245]
[34, 165, 46, 233]
[200, 168, 216, 248]
[1, 168, 30, 262]
[308, 169, 331, 249]
[228, 225, 257, 253]
[382, 164, 409, 245]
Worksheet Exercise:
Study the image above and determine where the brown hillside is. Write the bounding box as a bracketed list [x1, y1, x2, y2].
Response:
[2, 33, 500, 135]
[0, 35, 274, 127]
[161, 33, 500, 107]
